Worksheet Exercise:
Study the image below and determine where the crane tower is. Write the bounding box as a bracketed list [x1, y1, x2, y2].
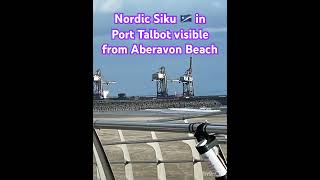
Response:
[93, 69, 116, 99]
[152, 66, 168, 97]
[180, 57, 194, 97]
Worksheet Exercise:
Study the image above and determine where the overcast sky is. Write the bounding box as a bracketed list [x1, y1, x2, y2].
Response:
[93, 0, 227, 96]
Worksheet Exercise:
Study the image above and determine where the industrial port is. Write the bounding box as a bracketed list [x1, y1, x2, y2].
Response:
[93, 57, 227, 112]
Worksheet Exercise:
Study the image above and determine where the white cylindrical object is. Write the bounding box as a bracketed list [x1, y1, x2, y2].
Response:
[201, 149, 227, 177]
[196, 139, 227, 178]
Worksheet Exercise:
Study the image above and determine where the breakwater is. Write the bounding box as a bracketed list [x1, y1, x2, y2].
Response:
[93, 96, 226, 112]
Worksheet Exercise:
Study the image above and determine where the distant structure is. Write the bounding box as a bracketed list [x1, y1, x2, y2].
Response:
[152, 66, 168, 97]
[117, 93, 127, 100]
[180, 57, 194, 97]
[93, 69, 116, 99]
[151, 57, 194, 98]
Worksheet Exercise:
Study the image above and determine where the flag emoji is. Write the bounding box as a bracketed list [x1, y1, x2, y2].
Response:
[180, 14, 192, 23]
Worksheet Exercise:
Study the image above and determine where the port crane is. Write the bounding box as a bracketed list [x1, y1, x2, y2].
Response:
[152, 66, 168, 97]
[93, 69, 116, 99]
[180, 57, 194, 97]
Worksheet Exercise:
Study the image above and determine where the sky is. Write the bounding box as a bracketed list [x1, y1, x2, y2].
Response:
[93, 0, 227, 96]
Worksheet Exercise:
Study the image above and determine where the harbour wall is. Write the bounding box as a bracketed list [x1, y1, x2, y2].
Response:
[93, 96, 227, 112]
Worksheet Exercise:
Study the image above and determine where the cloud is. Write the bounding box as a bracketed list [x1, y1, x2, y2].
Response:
[203, 27, 227, 33]
[94, 0, 123, 14]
